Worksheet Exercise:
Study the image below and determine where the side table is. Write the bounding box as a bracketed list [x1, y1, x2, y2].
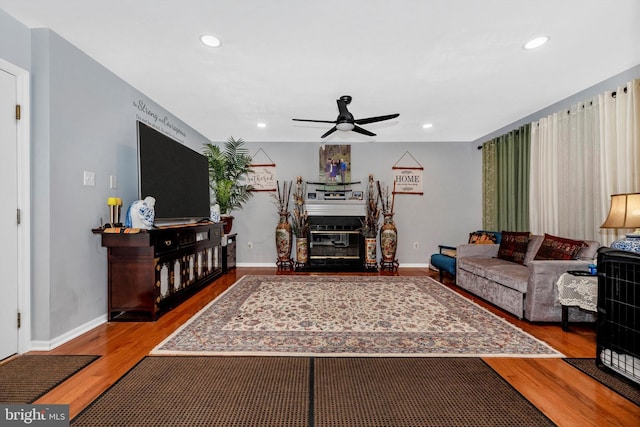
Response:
[556, 272, 598, 331]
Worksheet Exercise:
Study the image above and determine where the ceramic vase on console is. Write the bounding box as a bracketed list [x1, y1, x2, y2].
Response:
[275, 211, 293, 264]
[295, 236, 309, 265]
[379, 212, 398, 263]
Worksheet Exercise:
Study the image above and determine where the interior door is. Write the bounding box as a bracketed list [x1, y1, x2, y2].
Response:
[0, 68, 19, 360]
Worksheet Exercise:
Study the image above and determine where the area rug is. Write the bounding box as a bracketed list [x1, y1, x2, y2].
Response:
[71, 356, 553, 426]
[153, 275, 562, 357]
[564, 358, 640, 406]
[0, 355, 99, 403]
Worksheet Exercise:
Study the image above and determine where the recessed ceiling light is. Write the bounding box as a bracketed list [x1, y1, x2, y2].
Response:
[422, 123, 433, 129]
[200, 34, 221, 48]
[257, 122, 267, 128]
[523, 36, 550, 50]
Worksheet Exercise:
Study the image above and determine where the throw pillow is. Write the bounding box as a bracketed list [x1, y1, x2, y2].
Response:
[534, 233, 586, 260]
[441, 248, 457, 258]
[468, 231, 498, 244]
[497, 231, 530, 264]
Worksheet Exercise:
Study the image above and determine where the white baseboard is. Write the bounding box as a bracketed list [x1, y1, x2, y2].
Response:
[236, 262, 277, 267]
[236, 262, 430, 268]
[29, 314, 107, 352]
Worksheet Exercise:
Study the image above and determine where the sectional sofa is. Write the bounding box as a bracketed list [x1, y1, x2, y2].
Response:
[456, 233, 600, 322]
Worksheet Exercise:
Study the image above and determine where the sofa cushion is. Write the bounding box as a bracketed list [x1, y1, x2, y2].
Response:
[497, 231, 530, 265]
[468, 231, 499, 244]
[441, 248, 457, 258]
[523, 235, 544, 265]
[534, 233, 586, 260]
[576, 240, 601, 261]
[457, 257, 529, 293]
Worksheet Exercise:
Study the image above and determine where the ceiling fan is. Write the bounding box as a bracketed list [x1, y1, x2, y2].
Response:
[292, 95, 399, 138]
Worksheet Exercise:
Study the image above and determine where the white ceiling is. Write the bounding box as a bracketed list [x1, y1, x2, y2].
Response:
[1, 0, 639, 143]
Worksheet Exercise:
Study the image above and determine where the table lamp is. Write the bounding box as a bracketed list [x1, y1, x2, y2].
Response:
[600, 192, 640, 253]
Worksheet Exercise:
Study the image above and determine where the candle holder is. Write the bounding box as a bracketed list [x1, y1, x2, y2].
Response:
[107, 197, 123, 227]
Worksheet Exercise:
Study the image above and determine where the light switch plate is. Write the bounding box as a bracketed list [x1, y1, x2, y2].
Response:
[83, 171, 96, 187]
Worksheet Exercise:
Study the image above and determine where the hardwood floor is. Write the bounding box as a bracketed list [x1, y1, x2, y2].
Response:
[27, 267, 640, 426]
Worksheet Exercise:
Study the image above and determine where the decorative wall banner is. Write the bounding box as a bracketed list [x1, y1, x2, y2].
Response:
[248, 148, 277, 191]
[392, 151, 424, 195]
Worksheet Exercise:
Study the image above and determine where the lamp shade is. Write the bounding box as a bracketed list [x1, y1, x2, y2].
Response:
[600, 193, 640, 230]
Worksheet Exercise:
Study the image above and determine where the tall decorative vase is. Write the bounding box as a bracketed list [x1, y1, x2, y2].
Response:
[295, 236, 309, 267]
[379, 212, 398, 268]
[365, 237, 377, 269]
[275, 211, 293, 268]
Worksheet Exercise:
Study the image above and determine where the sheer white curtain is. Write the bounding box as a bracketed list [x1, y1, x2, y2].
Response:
[529, 98, 600, 240]
[599, 79, 640, 245]
[530, 78, 640, 244]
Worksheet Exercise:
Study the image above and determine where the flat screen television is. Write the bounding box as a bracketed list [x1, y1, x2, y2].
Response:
[137, 121, 210, 224]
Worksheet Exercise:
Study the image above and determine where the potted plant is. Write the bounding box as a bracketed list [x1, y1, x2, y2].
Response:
[203, 137, 254, 233]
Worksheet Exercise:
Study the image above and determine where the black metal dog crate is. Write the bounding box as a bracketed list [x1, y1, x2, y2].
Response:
[596, 247, 640, 385]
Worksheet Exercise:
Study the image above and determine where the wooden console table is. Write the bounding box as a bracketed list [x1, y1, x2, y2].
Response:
[95, 222, 224, 321]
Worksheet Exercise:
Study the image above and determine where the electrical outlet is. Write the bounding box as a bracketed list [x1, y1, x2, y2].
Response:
[110, 175, 118, 189]
[413, 242, 419, 249]
[83, 171, 96, 187]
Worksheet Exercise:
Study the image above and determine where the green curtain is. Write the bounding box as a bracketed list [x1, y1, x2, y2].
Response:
[482, 124, 531, 232]
[482, 141, 497, 231]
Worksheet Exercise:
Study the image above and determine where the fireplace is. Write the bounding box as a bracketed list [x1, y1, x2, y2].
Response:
[307, 201, 365, 270]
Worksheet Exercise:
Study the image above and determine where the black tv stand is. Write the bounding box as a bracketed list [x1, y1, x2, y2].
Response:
[95, 222, 224, 321]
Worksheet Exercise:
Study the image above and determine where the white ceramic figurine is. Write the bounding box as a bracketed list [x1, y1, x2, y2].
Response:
[125, 196, 156, 229]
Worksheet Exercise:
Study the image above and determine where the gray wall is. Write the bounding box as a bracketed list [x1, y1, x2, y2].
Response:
[25, 26, 211, 342]
[0, 9, 30, 70]
[474, 63, 640, 145]
[232, 141, 482, 265]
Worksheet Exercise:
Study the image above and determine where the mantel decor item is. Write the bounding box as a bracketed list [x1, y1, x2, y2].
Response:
[274, 180, 293, 269]
[378, 181, 399, 270]
[203, 137, 254, 233]
[360, 175, 381, 269]
[601, 192, 640, 253]
[291, 176, 309, 269]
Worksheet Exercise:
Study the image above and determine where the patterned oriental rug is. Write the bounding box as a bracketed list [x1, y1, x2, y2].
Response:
[152, 275, 563, 357]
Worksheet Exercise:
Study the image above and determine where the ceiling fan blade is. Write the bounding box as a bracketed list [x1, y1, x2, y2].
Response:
[354, 113, 400, 125]
[321, 126, 338, 138]
[292, 118, 337, 124]
[351, 125, 376, 137]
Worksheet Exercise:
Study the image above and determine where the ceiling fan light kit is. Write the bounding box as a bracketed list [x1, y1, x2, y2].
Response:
[293, 95, 399, 138]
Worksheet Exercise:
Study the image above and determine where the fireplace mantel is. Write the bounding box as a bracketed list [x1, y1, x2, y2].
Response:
[306, 200, 365, 217]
